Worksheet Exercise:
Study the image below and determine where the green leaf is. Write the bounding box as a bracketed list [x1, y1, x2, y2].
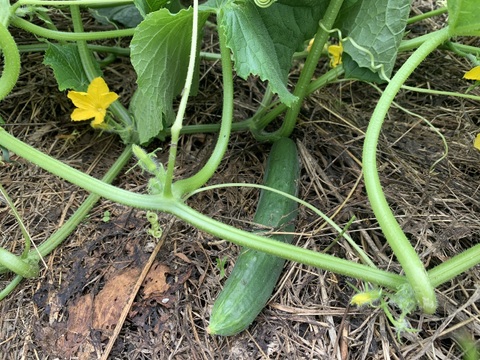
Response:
[335, 0, 411, 82]
[217, 0, 327, 106]
[448, 0, 480, 36]
[91, 5, 143, 28]
[130, 8, 211, 144]
[134, 0, 170, 17]
[43, 43, 100, 91]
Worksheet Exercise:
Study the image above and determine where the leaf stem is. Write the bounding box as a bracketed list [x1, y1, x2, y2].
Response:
[427, 243, 480, 288]
[0, 128, 407, 290]
[12, 0, 132, 12]
[171, 13, 234, 196]
[252, 0, 344, 141]
[164, 1, 201, 197]
[362, 26, 450, 314]
[10, 16, 135, 41]
[170, 201, 406, 290]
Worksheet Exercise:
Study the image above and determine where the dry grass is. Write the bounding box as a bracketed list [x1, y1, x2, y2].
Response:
[1, 3, 479, 359]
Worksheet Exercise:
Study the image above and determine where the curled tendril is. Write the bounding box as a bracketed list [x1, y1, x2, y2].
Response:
[254, 0, 276, 8]
[319, 23, 389, 81]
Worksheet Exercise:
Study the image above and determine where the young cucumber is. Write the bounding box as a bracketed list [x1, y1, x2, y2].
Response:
[208, 137, 300, 336]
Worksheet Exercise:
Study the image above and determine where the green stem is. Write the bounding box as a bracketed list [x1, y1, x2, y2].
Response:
[172, 19, 234, 196]
[0, 129, 407, 290]
[17, 43, 131, 56]
[164, 0, 200, 197]
[0, 275, 23, 301]
[0, 184, 31, 257]
[34, 146, 132, 258]
[0, 128, 166, 209]
[362, 26, 450, 314]
[0, 22, 21, 101]
[253, 0, 344, 141]
[170, 201, 406, 289]
[12, 0, 132, 12]
[10, 16, 135, 41]
[0, 146, 132, 275]
[427, 243, 480, 288]
[251, 66, 343, 133]
[407, 7, 447, 24]
[401, 84, 480, 101]
[188, 182, 376, 268]
[0, 248, 38, 278]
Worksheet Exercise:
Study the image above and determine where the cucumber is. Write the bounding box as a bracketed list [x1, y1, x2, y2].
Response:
[207, 137, 300, 336]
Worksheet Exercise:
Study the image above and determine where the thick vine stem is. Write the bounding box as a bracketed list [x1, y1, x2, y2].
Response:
[171, 18, 234, 196]
[252, 0, 344, 141]
[10, 16, 134, 41]
[362, 26, 450, 314]
[2, 121, 478, 291]
[0, 22, 21, 101]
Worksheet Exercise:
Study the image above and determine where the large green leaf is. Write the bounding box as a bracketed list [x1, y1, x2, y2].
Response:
[134, 0, 170, 17]
[448, 0, 480, 36]
[335, 0, 411, 82]
[216, 0, 327, 106]
[130, 8, 210, 144]
[91, 5, 143, 28]
[43, 43, 100, 91]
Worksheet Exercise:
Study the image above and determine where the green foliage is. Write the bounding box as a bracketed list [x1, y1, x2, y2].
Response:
[212, 0, 327, 106]
[130, 8, 211, 144]
[215, 257, 228, 279]
[43, 43, 100, 91]
[92, 5, 143, 28]
[335, 0, 411, 82]
[134, 0, 170, 17]
[448, 0, 480, 36]
[102, 211, 111, 222]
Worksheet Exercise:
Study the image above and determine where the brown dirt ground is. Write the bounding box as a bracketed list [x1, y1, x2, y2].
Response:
[1, 3, 479, 360]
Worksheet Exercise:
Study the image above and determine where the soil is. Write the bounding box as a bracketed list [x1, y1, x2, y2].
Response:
[1, 3, 479, 360]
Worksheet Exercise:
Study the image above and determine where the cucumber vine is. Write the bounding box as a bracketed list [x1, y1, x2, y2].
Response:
[0, 0, 479, 337]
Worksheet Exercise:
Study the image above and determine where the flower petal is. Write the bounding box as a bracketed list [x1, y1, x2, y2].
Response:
[68, 91, 95, 110]
[474, 133, 480, 150]
[88, 77, 110, 97]
[463, 66, 480, 80]
[91, 110, 106, 126]
[67, 77, 119, 128]
[70, 108, 97, 121]
[101, 92, 119, 108]
[328, 44, 343, 68]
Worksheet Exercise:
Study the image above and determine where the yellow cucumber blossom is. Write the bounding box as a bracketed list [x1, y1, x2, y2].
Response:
[67, 77, 119, 128]
[463, 65, 480, 80]
[351, 289, 382, 306]
[306, 39, 343, 68]
[464, 67, 480, 150]
[328, 43, 343, 68]
[474, 134, 480, 151]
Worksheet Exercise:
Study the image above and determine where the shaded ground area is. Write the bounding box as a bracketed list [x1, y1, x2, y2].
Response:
[1, 4, 479, 359]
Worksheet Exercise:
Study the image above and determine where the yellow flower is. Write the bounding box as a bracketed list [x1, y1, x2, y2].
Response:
[67, 77, 119, 128]
[474, 134, 480, 150]
[307, 38, 314, 52]
[463, 66, 480, 80]
[306, 39, 343, 68]
[328, 43, 343, 68]
[351, 289, 382, 306]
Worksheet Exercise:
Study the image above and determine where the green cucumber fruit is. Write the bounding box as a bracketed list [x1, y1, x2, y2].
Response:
[207, 137, 300, 336]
